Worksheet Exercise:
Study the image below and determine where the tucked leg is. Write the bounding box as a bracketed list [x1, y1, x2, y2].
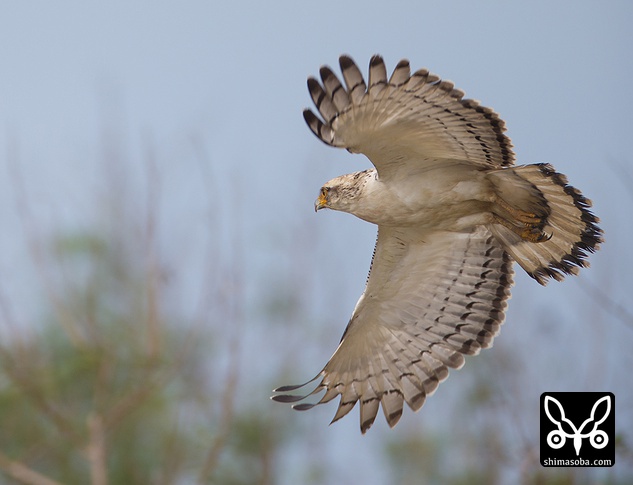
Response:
[494, 196, 544, 225]
[491, 213, 551, 243]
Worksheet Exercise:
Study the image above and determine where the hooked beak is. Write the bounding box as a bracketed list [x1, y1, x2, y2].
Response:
[314, 192, 328, 212]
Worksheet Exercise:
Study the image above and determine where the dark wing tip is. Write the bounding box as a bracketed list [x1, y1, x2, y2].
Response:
[389, 59, 411, 86]
[367, 55, 388, 94]
[303, 108, 336, 146]
[319, 65, 335, 81]
[302, 107, 318, 125]
[339, 54, 355, 69]
[306, 76, 321, 95]
[292, 403, 318, 411]
[369, 54, 384, 66]
[273, 375, 320, 393]
[361, 418, 376, 434]
[271, 394, 308, 403]
[386, 408, 404, 429]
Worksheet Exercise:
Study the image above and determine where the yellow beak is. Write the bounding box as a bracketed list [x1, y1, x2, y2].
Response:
[315, 192, 328, 212]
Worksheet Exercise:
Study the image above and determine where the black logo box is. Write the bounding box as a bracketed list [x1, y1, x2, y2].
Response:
[540, 392, 615, 467]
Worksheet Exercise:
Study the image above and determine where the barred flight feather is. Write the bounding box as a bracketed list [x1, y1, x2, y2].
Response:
[273, 227, 515, 433]
[302, 55, 515, 173]
[273, 55, 602, 433]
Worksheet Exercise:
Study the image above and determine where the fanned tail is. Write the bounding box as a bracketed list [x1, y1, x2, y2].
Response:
[488, 163, 603, 284]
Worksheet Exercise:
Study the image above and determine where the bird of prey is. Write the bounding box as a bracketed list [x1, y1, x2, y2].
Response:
[272, 55, 602, 433]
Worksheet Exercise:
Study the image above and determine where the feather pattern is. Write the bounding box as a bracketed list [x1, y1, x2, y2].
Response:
[487, 163, 602, 284]
[275, 55, 602, 433]
[273, 227, 514, 433]
[303, 55, 515, 179]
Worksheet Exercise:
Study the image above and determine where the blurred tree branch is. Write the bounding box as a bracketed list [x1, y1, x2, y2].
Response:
[85, 414, 107, 485]
[0, 451, 63, 485]
[0, 132, 291, 484]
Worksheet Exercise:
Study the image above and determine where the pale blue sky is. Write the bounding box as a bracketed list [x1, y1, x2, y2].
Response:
[0, 1, 631, 482]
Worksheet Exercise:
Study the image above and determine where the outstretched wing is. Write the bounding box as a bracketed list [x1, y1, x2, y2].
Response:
[272, 226, 514, 433]
[304, 55, 515, 179]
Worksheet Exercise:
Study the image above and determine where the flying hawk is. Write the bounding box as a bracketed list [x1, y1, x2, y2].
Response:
[272, 55, 602, 433]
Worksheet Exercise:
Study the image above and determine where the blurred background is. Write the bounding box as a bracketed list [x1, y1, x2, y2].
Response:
[0, 1, 631, 484]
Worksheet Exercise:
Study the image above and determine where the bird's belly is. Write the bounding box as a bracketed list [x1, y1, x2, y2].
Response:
[353, 166, 494, 230]
[355, 200, 493, 231]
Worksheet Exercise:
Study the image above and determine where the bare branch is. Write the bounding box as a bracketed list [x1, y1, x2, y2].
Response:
[141, 135, 163, 359]
[196, 328, 240, 483]
[84, 414, 108, 485]
[0, 451, 64, 485]
[0, 350, 84, 446]
[6, 136, 86, 347]
[197, 174, 245, 483]
[101, 370, 166, 431]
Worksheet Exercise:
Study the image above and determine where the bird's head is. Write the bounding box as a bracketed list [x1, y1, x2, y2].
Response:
[315, 184, 336, 211]
[314, 171, 373, 213]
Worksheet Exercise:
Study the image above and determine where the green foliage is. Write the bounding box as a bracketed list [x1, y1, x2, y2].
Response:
[0, 326, 195, 482]
[0, 225, 287, 484]
[208, 413, 282, 485]
[0, 229, 201, 483]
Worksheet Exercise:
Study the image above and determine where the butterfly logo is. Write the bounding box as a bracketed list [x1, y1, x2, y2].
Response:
[543, 394, 611, 456]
